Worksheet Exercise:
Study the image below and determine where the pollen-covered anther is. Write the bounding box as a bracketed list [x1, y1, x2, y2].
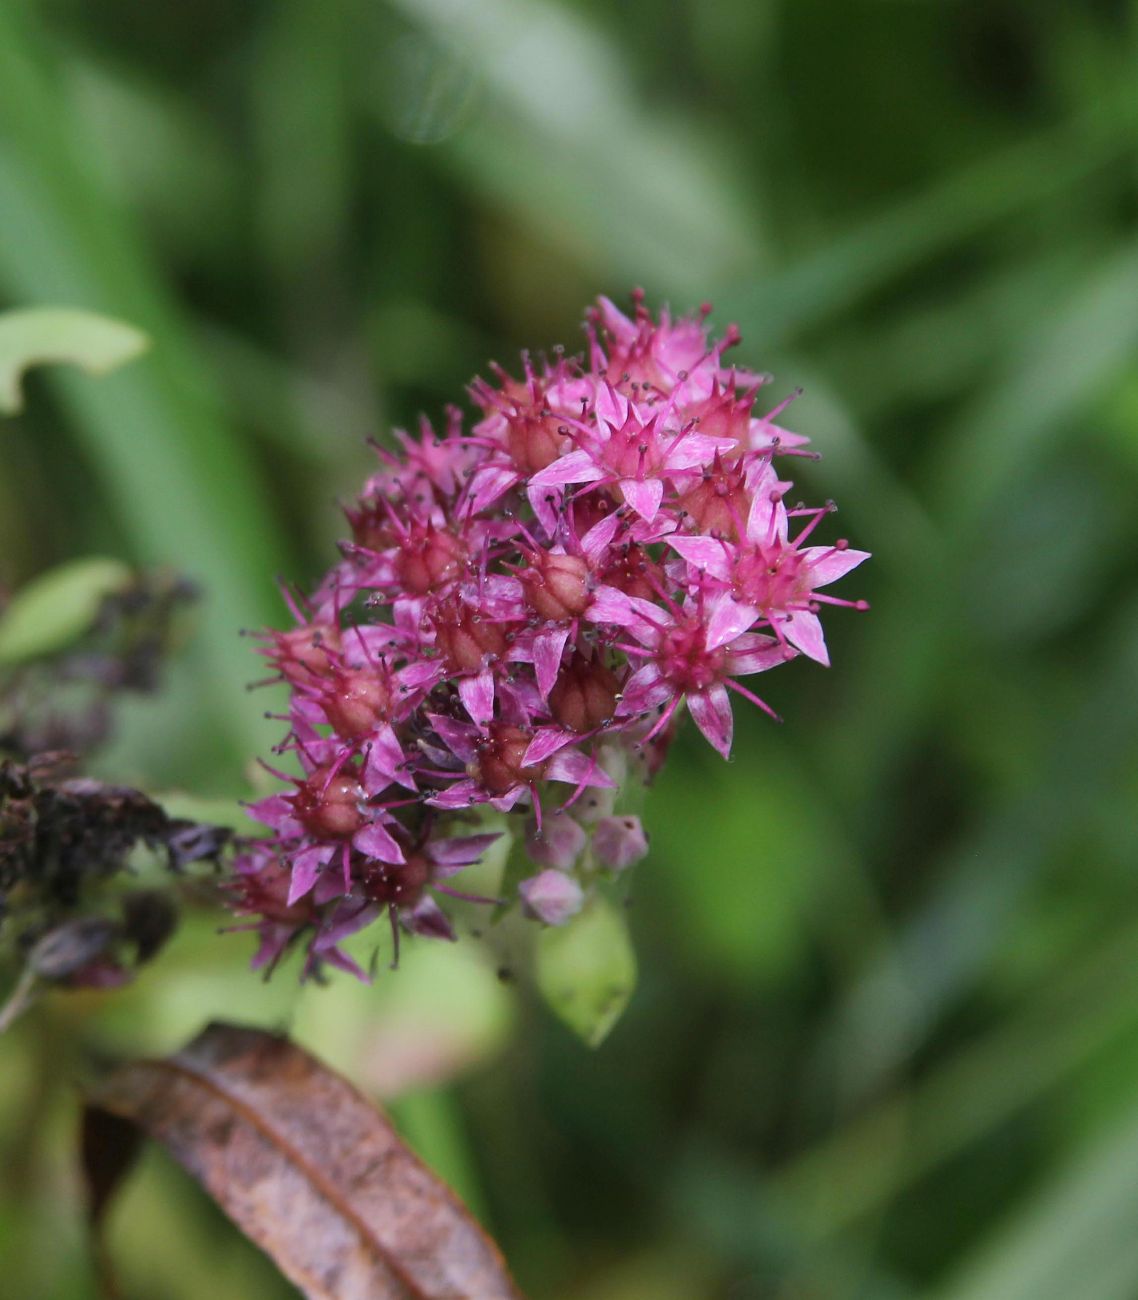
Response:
[290, 767, 366, 839]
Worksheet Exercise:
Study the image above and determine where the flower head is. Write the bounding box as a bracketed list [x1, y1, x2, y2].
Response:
[231, 292, 868, 976]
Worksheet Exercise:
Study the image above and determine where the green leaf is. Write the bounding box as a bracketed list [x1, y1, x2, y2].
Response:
[0, 555, 131, 663]
[934, 1095, 1138, 1300]
[0, 307, 148, 415]
[536, 893, 636, 1048]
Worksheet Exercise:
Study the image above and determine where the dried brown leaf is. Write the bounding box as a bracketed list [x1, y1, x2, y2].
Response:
[81, 1022, 524, 1299]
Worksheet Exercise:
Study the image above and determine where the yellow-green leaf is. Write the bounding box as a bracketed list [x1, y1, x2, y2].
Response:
[536, 893, 637, 1048]
[0, 307, 149, 415]
[0, 556, 131, 663]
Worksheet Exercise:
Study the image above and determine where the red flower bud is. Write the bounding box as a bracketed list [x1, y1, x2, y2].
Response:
[549, 653, 620, 733]
[433, 600, 509, 674]
[394, 523, 465, 595]
[320, 669, 392, 741]
[676, 459, 750, 540]
[599, 544, 658, 601]
[506, 409, 569, 475]
[522, 552, 589, 621]
[474, 724, 547, 795]
[360, 853, 430, 907]
[267, 623, 342, 685]
[291, 767, 365, 839]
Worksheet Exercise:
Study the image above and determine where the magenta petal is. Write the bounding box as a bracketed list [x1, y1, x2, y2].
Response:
[667, 533, 731, 578]
[595, 379, 629, 427]
[596, 299, 636, 344]
[425, 779, 484, 810]
[526, 480, 563, 536]
[579, 512, 622, 563]
[427, 831, 501, 870]
[784, 610, 830, 666]
[315, 900, 380, 950]
[687, 684, 734, 759]
[725, 635, 790, 675]
[586, 584, 646, 630]
[364, 726, 413, 793]
[468, 464, 519, 513]
[529, 450, 603, 490]
[803, 547, 871, 586]
[706, 595, 760, 651]
[316, 946, 371, 982]
[458, 668, 496, 726]
[665, 431, 735, 471]
[426, 712, 479, 762]
[523, 727, 578, 767]
[352, 821, 406, 864]
[287, 844, 333, 905]
[616, 661, 669, 715]
[547, 750, 617, 788]
[619, 476, 664, 522]
[534, 625, 570, 698]
[397, 659, 442, 692]
[247, 794, 300, 835]
[402, 895, 457, 941]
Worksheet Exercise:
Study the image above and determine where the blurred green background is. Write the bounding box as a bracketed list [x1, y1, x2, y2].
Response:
[3, 0, 1138, 1296]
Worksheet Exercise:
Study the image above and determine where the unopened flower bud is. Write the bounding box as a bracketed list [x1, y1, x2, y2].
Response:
[474, 724, 547, 795]
[522, 552, 590, 621]
[291, 767, 365, 839]
[506, 409, 568, 475]
[267, 622, 341, 685]
[549, 653, 620, 732]
[519, 869, 584, 926]
[592, 815, 649, 871]
[525, 811, 586, 870]
[394, 523, 465, 595]
[320, 669, 392, 740]
[433, 599, 509, 674]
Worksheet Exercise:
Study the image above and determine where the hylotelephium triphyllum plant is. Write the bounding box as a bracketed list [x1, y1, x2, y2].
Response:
[229, 292, 869, 991]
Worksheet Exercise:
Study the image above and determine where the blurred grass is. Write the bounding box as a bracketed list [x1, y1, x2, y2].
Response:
[2, 0, 1138, 1297]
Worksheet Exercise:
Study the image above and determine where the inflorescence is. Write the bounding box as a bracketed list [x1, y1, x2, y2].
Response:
[230, 292, 869, 978]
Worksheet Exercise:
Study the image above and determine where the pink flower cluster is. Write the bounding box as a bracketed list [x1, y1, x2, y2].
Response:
[230, 293, 868, 977]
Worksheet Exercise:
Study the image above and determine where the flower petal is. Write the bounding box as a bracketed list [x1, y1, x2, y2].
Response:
[533, 625, 570, 698]
[803, 546, 871, 587]
[783, 610, 829, 666]
[705, 595, 760, 651]
[619, 476, 664, 522]
[458, 668, 496, 726]
[352, 820, 406, 864]
[287, 844, 334, 905]
[402, 895, 457, 941]
[529, 450, 604, 490]
[687, 684, 734, 758]
[667, 534, 731, 579]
